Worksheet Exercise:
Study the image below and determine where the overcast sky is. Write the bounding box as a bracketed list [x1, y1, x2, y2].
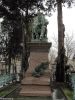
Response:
[47, 6, 75, 43]
[0, 6, 75, 43]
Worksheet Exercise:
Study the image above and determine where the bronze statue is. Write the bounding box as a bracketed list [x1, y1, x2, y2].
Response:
[32, 12, 48, 41]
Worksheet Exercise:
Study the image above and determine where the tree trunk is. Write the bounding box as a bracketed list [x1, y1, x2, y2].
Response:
[8, 53, 11, 73]
[21, 31, 29, 73]
[14, 58, 17, 74]
[56, 1, 65, 82]
[21, 7, 30, 76]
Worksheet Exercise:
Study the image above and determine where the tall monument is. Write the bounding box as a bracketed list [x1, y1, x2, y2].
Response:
[20, 13, 52, 96]
[27, 13, 51, 73]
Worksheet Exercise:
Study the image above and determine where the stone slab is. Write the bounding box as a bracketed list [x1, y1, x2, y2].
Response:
[21, 76, 50, 85]
[20, 85, 52, 96]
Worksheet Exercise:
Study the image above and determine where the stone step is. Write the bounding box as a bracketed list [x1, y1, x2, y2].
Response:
[20, 85, 52, 96]
[25, 70, 50, 77]
[21, 76, 50, 85]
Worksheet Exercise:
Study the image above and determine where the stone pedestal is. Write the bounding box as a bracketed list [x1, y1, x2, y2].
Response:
[27, 42, 52, 73]
[20, 42, 52, 96]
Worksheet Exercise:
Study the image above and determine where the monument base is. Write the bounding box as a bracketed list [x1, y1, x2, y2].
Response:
[20, 42, 52, 96]
[27, 42, 52, 73]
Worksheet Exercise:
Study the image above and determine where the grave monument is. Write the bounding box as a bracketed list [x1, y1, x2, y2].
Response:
[20, 13, 52, 96]
[27, 12, 52, 73]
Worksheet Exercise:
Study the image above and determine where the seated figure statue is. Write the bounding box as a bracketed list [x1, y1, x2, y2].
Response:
[40, 22, 48, 40]
[32, 12, 48, 41]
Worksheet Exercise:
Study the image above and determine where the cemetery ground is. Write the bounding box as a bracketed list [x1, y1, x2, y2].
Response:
[0, 60, 74, 99]
[0, 81, 73, 100]
[62, 86, 73, 100]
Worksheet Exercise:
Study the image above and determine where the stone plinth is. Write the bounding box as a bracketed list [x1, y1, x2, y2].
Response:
[27, 42, 51, 73]
[20, 85, 52, 96]
[20, 42, 52, 96]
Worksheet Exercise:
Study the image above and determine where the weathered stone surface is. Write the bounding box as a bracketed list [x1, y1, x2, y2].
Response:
[27, 42, 51, 73]
[28, 42, 51, 52]
[20, 85, 52, 96]
[20, 42, 52, 96]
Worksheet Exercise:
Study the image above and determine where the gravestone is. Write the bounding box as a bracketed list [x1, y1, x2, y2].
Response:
[20, 13, 52, 96]
[20, 41, 52, 96]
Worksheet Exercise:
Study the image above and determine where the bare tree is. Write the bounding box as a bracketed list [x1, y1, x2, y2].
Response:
[65, 34, 75, 59]
[52, 33, 58, 50]
[52, 33, 75, 60]
[48, 48, 57, 65]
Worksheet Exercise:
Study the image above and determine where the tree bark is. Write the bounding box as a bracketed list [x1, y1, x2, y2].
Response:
[56, 1, 65, 82]
[21, 6, 30, 76]
[8, 52, 11, 73]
